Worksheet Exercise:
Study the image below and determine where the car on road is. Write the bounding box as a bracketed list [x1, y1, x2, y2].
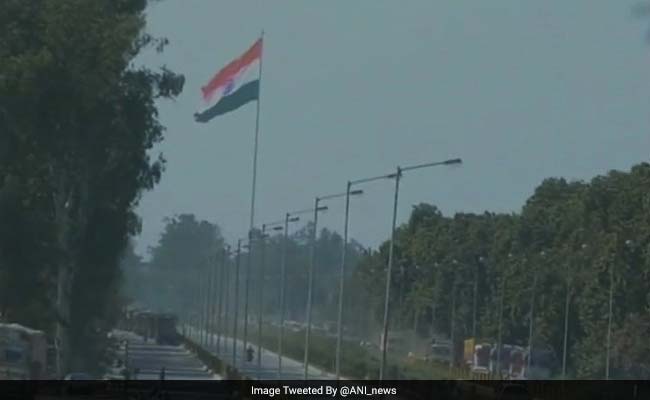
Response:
[428, 343, 452, 364]
[359, 340, 378, 350]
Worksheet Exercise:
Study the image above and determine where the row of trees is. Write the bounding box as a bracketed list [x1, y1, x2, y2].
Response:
[354, 163, 650, 379]
[0, 0, 183, 373]
[125, 213, 371, 337]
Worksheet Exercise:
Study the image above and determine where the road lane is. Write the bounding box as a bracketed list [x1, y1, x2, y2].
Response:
[111, 330, 220, 380]
[185, 325, 336, 380]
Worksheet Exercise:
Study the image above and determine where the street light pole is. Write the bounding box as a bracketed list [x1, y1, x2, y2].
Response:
[379, 158, 462, 380]
[335, 181, 352, 380]
[193, 266, 200, 342]
[232, 239, 244, 368]
[472, 257, 484, 339]
[449, 259, 458, 378]
[203, 262, 210, 346]
[243, 232, 253, 358]
[496, 272, 505, 374]
[528, 251, 543, 372]
[561, 264, 571, 379]
[216, 246, 229, 355]
[379, 167, 401, 380]
[257, 223, 283, 379]
[497, 253, 512, 374]
[199, 264, 207, 345]
[278, 215, 289, 378]
[222, 247, 231, 354]
[257, 229, 267, 379]
[204, 256, 212, 346]
[207, 253, 216, 347]
[277, 213, 301, 378]
[335, 172, 409, 379]
[605, 260, 613, 381]
[191, 268, 198, 341]
[562, 244, 586, 379]
[204, 259, 210, 345]
[605, 239, 631, 380]
[304, 193, 355, 380]
[304, 198, 321, 381]
[431, 263, 439, 338]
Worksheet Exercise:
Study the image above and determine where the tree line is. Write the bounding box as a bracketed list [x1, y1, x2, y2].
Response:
[0, 0, 183, 374]
[354, 163, 650, 379]
[124, 214, 370, 337]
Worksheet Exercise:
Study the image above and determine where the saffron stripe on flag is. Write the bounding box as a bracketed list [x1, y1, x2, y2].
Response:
[201, 39, 262, 102]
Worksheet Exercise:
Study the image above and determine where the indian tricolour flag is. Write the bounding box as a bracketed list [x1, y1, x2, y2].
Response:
[194, 38, 262, 123]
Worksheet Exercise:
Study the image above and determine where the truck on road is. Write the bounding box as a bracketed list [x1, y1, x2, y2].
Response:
[130, 311, 180, 346]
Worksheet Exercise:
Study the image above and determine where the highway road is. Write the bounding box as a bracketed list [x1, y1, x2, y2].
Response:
[185, 325, 336, 380]
[111, 330, 221, 380]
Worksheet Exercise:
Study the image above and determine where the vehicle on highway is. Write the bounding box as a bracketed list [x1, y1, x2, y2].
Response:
[524, 346, 558, 379]
[429, 343, 452, 364]
[464, 338, 492, 373]
[359, 340, 378, 350]
[0, 323, 47, 380]
[129, 311, 180, 345]
[156, 314, 180, 345]
[285, 320, 303, 332]
[463, 337, 556, 379]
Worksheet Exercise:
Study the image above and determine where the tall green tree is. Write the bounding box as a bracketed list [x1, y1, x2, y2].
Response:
[0, 0, 183, 373]
[133, 214, 224, 315]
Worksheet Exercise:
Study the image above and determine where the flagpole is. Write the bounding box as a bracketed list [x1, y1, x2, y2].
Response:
[249, 30, 264, 233]
[243, 30, 264, 363]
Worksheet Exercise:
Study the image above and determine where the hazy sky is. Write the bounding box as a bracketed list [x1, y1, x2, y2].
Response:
[134, 0, 650, 258]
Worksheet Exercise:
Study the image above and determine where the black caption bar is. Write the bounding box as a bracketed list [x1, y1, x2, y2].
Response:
[0, 380, 648, 400]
